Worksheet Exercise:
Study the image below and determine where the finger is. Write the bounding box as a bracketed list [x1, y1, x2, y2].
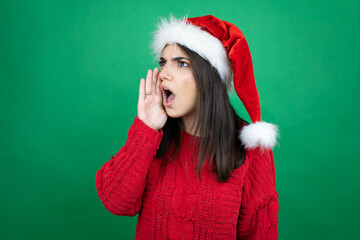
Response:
[152, 67, 158, 95]
[145, 69, 152, 95]
[155, 68, 161, 95]
[139, 78, 145, 101]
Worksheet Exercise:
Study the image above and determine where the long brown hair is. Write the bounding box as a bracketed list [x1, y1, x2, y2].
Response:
[154, 43, 248, 182]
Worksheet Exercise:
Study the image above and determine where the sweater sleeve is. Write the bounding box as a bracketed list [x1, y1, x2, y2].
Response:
[95, 116, 163, 216]
[237, 148, 279, 239]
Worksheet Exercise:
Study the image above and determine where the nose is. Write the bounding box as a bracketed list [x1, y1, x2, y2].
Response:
[158, 65, 172, 82]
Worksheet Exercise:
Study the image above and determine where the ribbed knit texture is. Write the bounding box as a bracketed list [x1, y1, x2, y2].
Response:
[95, 116, 279, 239]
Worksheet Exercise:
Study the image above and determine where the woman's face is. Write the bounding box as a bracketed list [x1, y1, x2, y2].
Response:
[159, 44, 198, 122]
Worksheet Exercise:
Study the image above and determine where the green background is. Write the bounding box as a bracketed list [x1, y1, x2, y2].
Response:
[1, 0, 359, 239]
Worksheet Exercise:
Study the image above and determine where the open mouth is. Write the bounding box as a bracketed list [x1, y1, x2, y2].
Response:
[163, 88, 175, 105]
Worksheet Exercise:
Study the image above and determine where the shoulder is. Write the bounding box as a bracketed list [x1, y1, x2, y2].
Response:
[245, 147, 274, 164]
[244, 147, 275, 181]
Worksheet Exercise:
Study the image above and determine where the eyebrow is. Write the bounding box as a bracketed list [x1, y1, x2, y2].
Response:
[159, 56, 190, 61]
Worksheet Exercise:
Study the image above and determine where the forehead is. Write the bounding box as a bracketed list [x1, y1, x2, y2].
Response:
[161, 44, 188, 58]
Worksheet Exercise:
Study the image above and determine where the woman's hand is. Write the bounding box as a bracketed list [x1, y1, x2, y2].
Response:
[137, 68, 168, 131]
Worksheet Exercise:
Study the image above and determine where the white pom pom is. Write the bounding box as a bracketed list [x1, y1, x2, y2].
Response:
[239, 121, 279, 149]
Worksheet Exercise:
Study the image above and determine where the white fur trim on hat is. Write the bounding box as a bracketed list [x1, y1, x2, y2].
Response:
[239, 121, 279, 149]
[151, 15, 233, 91]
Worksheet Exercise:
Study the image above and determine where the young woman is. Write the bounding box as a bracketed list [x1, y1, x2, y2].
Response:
[96, 15, 279, 239]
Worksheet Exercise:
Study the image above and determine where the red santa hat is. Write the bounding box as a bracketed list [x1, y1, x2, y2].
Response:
[151, 15, 279, 149]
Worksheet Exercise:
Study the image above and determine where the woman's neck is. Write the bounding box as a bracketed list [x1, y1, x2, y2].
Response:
[181, 114, 200, 137]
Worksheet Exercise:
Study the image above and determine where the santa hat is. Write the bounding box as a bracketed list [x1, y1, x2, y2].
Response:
[151, 15, 279, 149]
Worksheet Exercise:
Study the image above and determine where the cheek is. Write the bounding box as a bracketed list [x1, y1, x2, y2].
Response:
[189, 85, 198, 102]
[182, 79, 198, 103]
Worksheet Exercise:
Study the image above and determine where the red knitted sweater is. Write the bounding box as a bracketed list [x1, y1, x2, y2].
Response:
[95, 116, 279, 239]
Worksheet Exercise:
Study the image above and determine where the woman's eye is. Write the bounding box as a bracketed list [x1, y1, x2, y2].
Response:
[158, 60, 165, 66]
[178, 61, 189, 67]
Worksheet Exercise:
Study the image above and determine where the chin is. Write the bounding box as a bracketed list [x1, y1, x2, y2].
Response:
[165, 108, 182, 118]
